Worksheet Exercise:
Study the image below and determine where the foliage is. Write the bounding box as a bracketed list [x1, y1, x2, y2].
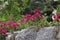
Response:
[0, 0, 29, 22]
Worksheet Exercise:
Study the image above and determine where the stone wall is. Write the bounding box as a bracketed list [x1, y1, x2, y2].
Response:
[6, 26, 60, 40]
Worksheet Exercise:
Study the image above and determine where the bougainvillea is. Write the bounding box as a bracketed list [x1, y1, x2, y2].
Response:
[21, 9, 43, 23]
[6, 21, 19, 28]
[1, 22, 7, 27]
[52, 13, 60, 21]
[0, 20, 20, 37]
[0, 27, 7, 37]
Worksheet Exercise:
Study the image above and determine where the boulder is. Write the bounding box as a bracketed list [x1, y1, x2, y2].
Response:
[36, 27, 56, 40]
[56, 31, 60, 40]
[15, 28, 37, 40]
[6, 27, 57, 40]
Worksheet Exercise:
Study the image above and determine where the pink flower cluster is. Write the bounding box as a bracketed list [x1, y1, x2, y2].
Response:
[7, 21, 19, 28]
[21, 9, 43, 23]
[52, 13, 60, 21]
[0, 28, 7, 37]
[1, 22, 7, 26]
[0, 21, 19, 37]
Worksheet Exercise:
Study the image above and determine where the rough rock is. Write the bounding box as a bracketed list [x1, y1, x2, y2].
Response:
[15, 28, 37, 40]
[6, 27, 57, 40]
[36, 27, 56, 40]
[56, 31, 60, 40]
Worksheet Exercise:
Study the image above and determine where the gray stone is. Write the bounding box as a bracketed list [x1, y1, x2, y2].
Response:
[6, 27, 57, 40]
[36, 27, 56, 40]
[15, 28, 37, 40]
[56, 31, 60, 40]
[14, 31, 21, 36]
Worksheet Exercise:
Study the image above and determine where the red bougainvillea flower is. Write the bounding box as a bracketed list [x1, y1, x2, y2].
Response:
[6, 20, 14, 25]
[11, 22, 19, 28]
[0, 28, 7, 36]
[21, 14, 31, 23]
[9, 21, 15, 24]
[52, 13, 60, 21]
[31, 15, 35, 22]
[34, 9, 40, 16]
[6, 20, 19, 28]
[4, 27, 8, 31]
[21, 17, 27, 22]
[21, 9, 42, 23]
[56, 13, 60, 19]
[2, 30, 7, 36]
[33, 9, 42, 19]
[21, 16, 28, 23]
[1, 22, 7, 26]
[52, 15, 57, 21]
[25, 14, 31, 20]
[31, 15, 35, 19]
